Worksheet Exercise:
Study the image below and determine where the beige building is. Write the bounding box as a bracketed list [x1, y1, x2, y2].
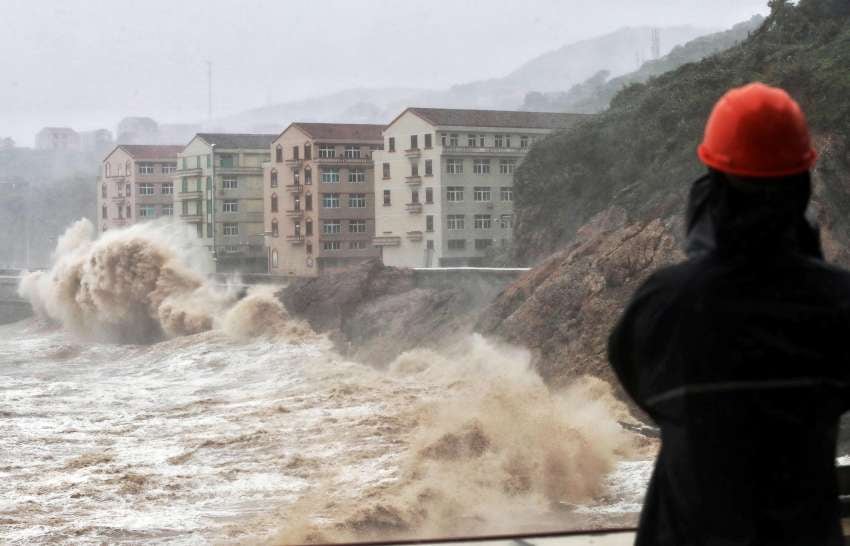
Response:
[175, 133, 276, 273]
[372, 108, 588, 267]
[98, 145, 182, 232]
[265, 123, 384, 276]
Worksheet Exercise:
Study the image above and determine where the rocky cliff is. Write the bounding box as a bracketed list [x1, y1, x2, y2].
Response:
[482, 0, 850, 387]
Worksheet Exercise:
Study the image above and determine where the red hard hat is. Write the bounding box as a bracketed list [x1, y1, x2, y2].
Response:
[697, 82, 817, 178]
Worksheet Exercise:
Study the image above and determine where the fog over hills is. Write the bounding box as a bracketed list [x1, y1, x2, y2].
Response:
[214, 25, 713, 133]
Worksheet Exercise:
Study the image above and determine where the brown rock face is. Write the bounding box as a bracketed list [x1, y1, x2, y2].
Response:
[479, 208, 682, 387]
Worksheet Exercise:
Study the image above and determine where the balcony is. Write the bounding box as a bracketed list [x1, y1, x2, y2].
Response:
[284, 158, 302, 168]
[178, 167, 203, 176]
[442, 146, 528, 156]
[110, 194, 127, 201]
[373, 236, 401, 247]
[286, 234, 305, 244]
[405, 176, 422, 187]
[406, 231, 423, 242]
[285, 184, 303, 193]
[285, 209, 304, 219]
[405, 203, 423, 214]
[180, 213, 203, 222]
[216, 165, 263, 175]
[314, 155, 372, 166]
[177, 191, 203, 200]
[404, 148, 421, 159]
[111, 218, 128, 226]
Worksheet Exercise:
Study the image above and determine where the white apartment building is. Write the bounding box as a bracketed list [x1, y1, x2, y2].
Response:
[372, 108, 588, 267]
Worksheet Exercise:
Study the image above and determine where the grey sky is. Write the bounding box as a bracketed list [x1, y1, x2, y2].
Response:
[2, 0, 769, 146]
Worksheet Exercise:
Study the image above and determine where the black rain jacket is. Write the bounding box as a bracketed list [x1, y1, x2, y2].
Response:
[609, 171, 850, 546]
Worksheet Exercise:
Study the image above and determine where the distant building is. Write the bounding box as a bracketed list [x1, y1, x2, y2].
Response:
[79, 129, 114, 153]
[0, 137, 14, 150]
[373, 108, 588, 267]
[116, 117, 159, 144]
[175, 133, 276, 273]
[265, 123, 384, 277]
[35, 127, 80, 151]
[98, 145, 183, 232]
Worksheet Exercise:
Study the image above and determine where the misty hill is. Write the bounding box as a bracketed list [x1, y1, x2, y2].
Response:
[523, 15, 765, 113]
[216, 25, 712, 132]
[478, 0, 850, 387]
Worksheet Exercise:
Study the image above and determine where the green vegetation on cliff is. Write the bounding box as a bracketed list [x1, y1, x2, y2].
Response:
[513, 0, 850, 263]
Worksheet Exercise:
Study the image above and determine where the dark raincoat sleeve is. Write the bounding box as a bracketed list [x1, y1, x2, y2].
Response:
[607, 269, 679, 422]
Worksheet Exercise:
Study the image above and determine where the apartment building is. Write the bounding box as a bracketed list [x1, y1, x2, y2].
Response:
[265, 123, 383, 276]
[36, 127, 80, 150]
[98, 145, 182, 232]
[372, 108, 588, 267]
[175, 133, 276, 273]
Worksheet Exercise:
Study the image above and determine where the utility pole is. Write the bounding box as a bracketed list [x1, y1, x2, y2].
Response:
[206, 60, 213, 121]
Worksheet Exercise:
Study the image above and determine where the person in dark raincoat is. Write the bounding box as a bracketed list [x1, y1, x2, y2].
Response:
[609, 82, 850, 545]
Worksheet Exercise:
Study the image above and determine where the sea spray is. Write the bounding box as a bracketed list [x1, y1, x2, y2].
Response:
[270, 335, 648, 543]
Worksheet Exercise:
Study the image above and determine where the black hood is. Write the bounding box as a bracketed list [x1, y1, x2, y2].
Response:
[684, 170, 823, 260]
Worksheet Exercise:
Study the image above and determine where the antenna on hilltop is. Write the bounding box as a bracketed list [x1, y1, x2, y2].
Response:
[650, 28, 661, 60]
[206, 60, 213, 121]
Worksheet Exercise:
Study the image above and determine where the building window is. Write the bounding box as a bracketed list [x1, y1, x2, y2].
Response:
[349, 168, 365, 183]
[322, 193, 340, 208]
[448, 239, 466, 250]
[425, 187, 433, 204]
[382, 163, 390, 179]
[426, 215, 434, 232]
[474, 214, 492, 229]
[446, 159, 463, 174]
[349, 240, 367, 250]
[447, 214, 465, 230]
[323, 240, 342, 251]
[293, 171, 300, 185]
[101, 184, 106, 198]
[223, 223, 239, 236]
[306, 242, 313, 254]
[271, 170, 278, 187]
[102, 205, 107, 219]
[271, 219, 279, 237]
[500, 186, 514, 201]
[322, 220, 342, 234]
[494, 135, 504, 148]
[475, 238, 493, 250]
[223, 199, 239, 213]
[271, 193, 278, 212]
[271, 249, 279, 268]
[388, 137, 395, 152]
[441, 133, 447, 147]
[321, 168, 340, 183]
[410, 135, 418, 150]
[500, 214, 514, 229]
[206, 177, 212, 191]
[474, 186, 492, 202]
[138, 164, 154, 175]
[473, 159, 490, 175]
[467, 134, 476, 147]
[105, 163, 111, 177]
[126, 205, 132, 218]
[349, 193, 367, 208]
[162, 164, 176, 174]
[305, 219, 313, 236]
[139, 205, 156, 218]
[345, 145, 361, 159]
[426, 240, 434, 250]
[125, 160, 131, 174]
[291, 146, 299, 160]
[304, 167, 312, 184]
[276, 145, 283, 163]
[450, 133, 459, 146]
[500, 159, 516, 175]
[139, 183, 154, 195]
[318, 145, 335, 159]
[181, 178, 188, 193]
[223, 177, 238, 189]
[383, 189, 391, 206]
[219, 154, 234, 168]
[424, 134, 432, 149]
[505, 135, 512, 148]
[411, 163, 419, 177]
[304, 143, 312, 159]
[447, 186, 464, 202]
[162, 204, 173, 216]
[411, 190, 420, 204]
[161, 182, 174, 195]
[349, 219, 367, 233]
[520, 136, 529, 149]
[425, 159, 433, 176]
[305, 193, 312, 211]
[125, 183, 131, 196]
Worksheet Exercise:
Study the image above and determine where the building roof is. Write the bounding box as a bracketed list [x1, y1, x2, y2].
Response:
[288, 122, 385, 142]
[118, 145, 183, 160]
[399, 107, 591, 130]
[196, 133, 277, 149]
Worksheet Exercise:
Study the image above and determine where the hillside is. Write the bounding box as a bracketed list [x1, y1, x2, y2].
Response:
[480, 0, 850, 387]
[214, 26, 711, 132]
[523, 16, 764, 113]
